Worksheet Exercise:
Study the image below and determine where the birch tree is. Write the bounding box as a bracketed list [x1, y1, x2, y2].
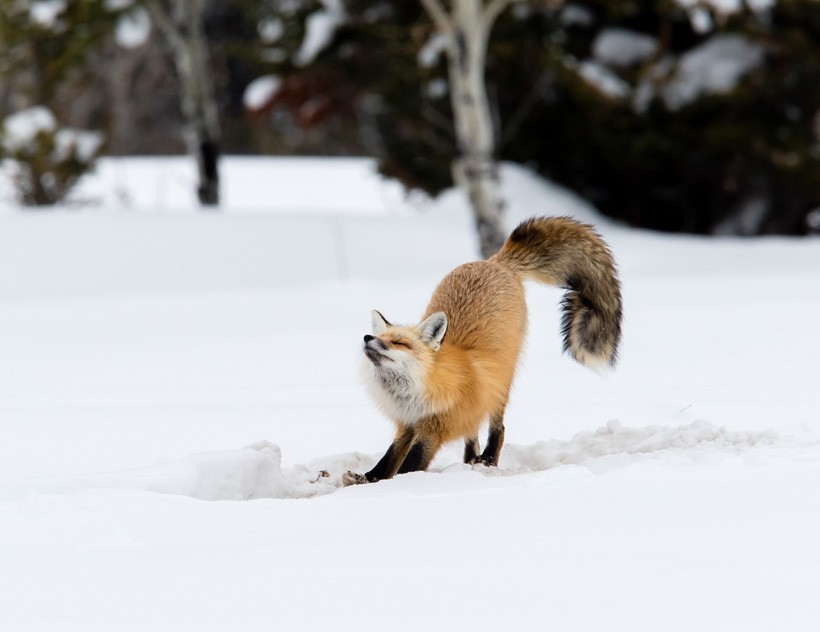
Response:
[420, 0, 518, 258]
[143, 0, 221, 206]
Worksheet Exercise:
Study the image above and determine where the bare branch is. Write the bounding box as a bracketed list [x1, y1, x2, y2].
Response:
[482, 0, 514, 33]
[420, 0, 453, 34]
[142, 0, 184, 55]
[501, 69, 554, 144]
[421, 102, 456, 137]
[475, 0, 516, 68]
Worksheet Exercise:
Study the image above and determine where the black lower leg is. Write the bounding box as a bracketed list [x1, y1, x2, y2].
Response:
[463, 437, 480, 463]
[365, 430, 415, 482]
[480, 412, 506, 466]
[364, 444, 397, 482]
[397, 436, 442, 474]
[397, 442, 426, 474]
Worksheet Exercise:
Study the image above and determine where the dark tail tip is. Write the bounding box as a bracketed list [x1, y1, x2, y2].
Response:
[560, 281, 622, 369]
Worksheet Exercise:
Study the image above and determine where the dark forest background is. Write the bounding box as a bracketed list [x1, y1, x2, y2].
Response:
[1, 0, 819, 236]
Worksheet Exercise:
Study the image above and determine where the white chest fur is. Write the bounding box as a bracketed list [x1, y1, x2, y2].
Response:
[361, 357, 432, 426]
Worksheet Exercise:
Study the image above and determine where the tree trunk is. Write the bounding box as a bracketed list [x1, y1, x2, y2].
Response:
[145, 0, 221, 206]
[423, 0, 510, 258]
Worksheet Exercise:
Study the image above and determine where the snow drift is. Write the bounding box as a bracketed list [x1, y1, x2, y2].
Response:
[2, 421, 799, 503]
[1, 157, 819, 632]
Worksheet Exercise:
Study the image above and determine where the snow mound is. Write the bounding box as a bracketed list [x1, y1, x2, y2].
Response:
[495, 420, 780, 475]
[243, 75, 282, 111]
[593, 28, 658, 67]
[115, 6, 151, 49]
[53, 128, 103, 162]
[575, 60, 632, 99]
[500, 161, 603, 227]
[662, 35, 764, 110]
[133, 441, 339, 500]
[2, 106, 101, 163]
[4, 422, 797, 502]
[2, 442, 352, 501]
[295, 0, 345, 66]
[418, 33, 448, 68]
[30, 0, 66, 29]
[2, 106, 57, 152]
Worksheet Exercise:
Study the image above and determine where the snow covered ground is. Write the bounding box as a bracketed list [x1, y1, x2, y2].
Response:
[1, 157, 819, 631]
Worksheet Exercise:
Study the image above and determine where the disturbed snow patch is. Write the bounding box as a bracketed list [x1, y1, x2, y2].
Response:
[2, 421, 795, 501]
[2, 442, 364, 501]
[490, 420, 780, 476]
[132, 441, 343, 500]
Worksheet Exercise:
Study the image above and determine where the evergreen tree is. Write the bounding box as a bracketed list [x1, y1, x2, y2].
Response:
[252, 0, 820, 236]
[0, 0, 122, 205]
[494, 0, 820, 235]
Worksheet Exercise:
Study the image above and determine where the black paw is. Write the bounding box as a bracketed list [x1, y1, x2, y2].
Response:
[342, 471, 370, 486]
[469, 455, 498, 467]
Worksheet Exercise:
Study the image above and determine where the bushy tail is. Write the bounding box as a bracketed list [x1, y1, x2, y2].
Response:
[492, 216, 622, 368]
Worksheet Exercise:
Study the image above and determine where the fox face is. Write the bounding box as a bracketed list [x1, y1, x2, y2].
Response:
[361, 310, 447, 425]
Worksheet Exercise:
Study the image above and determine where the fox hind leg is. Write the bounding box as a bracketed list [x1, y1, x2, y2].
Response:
[463, 437, 480, 463]
[472, 407, 506, 467]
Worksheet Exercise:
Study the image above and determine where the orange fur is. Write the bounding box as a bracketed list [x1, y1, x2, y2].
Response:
[348, 216, 622, 484]
[420, 260, 526, 444]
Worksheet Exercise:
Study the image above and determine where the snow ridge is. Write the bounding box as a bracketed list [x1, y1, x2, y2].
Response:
[494, 420, 781, 476]
[2, 421, 798, 502]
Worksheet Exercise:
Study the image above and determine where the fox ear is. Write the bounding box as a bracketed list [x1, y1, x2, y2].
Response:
[418, 311, 447, 351]
[371, 310, 391, 335]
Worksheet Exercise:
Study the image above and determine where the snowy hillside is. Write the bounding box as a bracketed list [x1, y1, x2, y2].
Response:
[1, 157, 819, 631]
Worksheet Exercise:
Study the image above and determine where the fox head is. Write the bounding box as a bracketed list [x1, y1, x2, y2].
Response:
[361, 309, 448, 424]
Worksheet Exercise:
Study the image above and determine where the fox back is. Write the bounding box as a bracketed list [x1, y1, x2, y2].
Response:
[350, 216, 622, 484]
[362, 259, 526, 443]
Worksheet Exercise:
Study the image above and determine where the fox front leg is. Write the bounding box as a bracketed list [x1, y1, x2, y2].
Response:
[396, 437, 441, 475]
[342, 427, 416, 486]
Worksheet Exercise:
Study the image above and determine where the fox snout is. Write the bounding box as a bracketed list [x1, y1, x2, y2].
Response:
[363, 335, 387, 366]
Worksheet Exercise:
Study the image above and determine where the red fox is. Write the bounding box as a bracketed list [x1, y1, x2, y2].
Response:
[343, 216, 622, 485]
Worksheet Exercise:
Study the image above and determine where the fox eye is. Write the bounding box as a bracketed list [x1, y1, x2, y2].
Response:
[392, 340, 409, 348]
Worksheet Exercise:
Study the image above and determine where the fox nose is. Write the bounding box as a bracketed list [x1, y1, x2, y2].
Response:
[364, 335, 375, 343]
